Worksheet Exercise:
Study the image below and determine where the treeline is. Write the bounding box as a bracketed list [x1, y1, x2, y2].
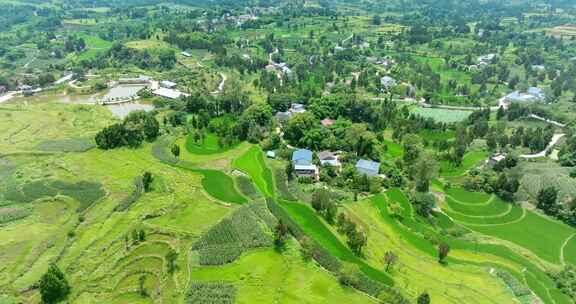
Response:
[84, 43, 176, 71]
[95, 111, 159, 149]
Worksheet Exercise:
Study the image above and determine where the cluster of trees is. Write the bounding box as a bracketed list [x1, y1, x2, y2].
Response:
[310, 189, 367, 256]
[537, 187, 576, 227]
[336, 212, 367, 256]
[463, 169, 520, 202]
[85, 43, 176, 71]
[95, 111, 159, 149]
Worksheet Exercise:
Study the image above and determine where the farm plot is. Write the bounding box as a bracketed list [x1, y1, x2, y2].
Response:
[233, 146, 275, 198]
[411, 107, 472, 123]
[190, 247, 376, 304]
[441, 189, 576, 265]
[444, 196, 511, 217]
[440, 151, 488, 177]
[381, 189, 572, 304]
[564, 235, 576, 265]
[2, 179, 106, 212]
[192, 204, 272, 265]
[350, 197, 517, 304]
[185, 133, 235, 155]
[279, 200, 393, 285]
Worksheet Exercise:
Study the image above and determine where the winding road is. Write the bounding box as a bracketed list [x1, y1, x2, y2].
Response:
[520, 133, 565, 159]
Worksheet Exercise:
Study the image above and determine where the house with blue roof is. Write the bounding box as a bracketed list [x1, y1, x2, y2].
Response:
[504, 87, 545, 103]
[292, 149, 318, 179]
[292, 149, 313, 165]
[356, 159, 381, 177]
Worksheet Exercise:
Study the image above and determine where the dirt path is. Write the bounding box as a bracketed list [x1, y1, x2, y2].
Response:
[560, 234, 575, 265]
[211, 73, 227, 94]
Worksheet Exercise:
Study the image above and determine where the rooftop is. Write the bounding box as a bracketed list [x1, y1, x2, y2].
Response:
[356, 159, 380, 172]
[292, 149, 313, 165]
[153, 88, 187, 99]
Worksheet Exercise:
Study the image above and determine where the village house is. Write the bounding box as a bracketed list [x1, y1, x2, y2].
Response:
[318, 151, 341, 168]
[290, 103, 306, 114]
[152, 87, 189, 100]
[118, 75, 151, 85]
[160, 80, 177, 89]
[266, 151, 276, 159]
[321, 118, 335, 127]
[292, 149, 318, 179]
[181, 51, 192, 57]
[487, 153, 507, 166]
[380, 76, 397, 91]
[504, 87, 546, 103]
[356, 159, 381, 177]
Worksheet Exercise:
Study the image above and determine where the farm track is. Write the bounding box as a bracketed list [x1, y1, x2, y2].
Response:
[559, 234, 575, 265]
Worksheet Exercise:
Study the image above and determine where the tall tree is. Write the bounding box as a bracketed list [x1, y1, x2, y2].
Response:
[39, 264, 70, 304]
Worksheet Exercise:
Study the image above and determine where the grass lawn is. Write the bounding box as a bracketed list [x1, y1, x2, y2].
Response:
[279, 200, 393, 285]
[233, 146, 276, 198]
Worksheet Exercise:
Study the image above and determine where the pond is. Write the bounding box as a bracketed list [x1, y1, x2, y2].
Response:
[102, 84, 147, 102]
[105, 103, 154, 119]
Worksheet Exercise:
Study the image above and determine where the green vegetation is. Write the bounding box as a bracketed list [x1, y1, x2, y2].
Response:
[233, 146, 275, 198]
[279, 200, 394, 286]
[192, 204, 272, 265]
[410, 107, 472, 123]
[185, 133, 235, 155]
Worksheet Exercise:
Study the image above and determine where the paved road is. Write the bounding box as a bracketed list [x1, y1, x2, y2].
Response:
[520, 133, 565, 159]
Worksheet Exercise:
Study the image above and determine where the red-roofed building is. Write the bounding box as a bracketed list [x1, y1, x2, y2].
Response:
[321, 118, 335, 127]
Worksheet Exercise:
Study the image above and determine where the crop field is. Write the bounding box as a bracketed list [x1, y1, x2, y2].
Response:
[190, 247, 376, 304]
[185, 133, 227, 155]
[441, 188, 576, 265]
[513, 161, 576, 203]
[381, 139, 404, 159]
[347, 196, 518, 303]
[278, 200, 393, 285]
[440, 151, 488, 177]
[76, 34, 114, 61]
[0, 102, 116, 154]
[192, 204, 272, 265]
[233, 146, 275, 198]
[379, 189, 574, 304]
[411, 107, 473, 123]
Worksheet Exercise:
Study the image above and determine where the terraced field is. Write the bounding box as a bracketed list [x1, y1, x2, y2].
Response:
[233, 146, 276, 198]
[441, 188, 576, 265]
[382, 188, 573, 304]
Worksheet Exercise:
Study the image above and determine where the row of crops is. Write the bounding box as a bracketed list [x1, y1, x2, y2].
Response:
[2, 179, 105, 212]
[192, 204, 273, 265]
[186, 281, 236, 304]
